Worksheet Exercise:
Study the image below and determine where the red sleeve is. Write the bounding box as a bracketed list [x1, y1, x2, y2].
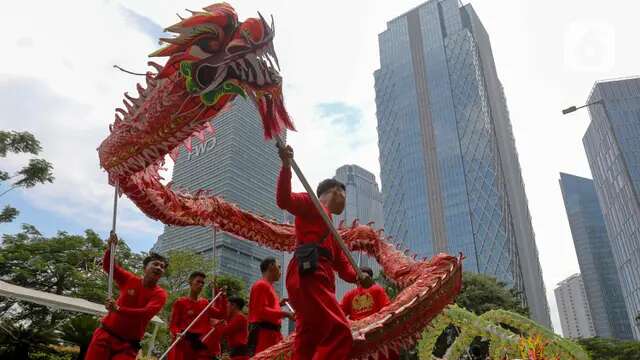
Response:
[375, 286, 391, 310]
[276, 166, 315, 216]
[332, 239, 357, 283]
[250, 282, 286, 323]
[208, 293, 228, 319]
[102, 247, 134, 286]
[118, 288, 168, 318]
[169, 299, 183, 335]
[340, 290, 354, 318]
[218, 314, 244, 338]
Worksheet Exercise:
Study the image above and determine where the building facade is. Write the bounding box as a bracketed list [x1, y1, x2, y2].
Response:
[374, 0, 550, 327]
[559, 172, 632, 339]
[583, 77, 640, 339]
[555, 274, 596, 339]
[152, 97, 285, 295]
[332, 164, 385, 300]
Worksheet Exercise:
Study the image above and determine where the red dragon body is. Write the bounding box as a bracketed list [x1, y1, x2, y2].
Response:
[97, 3, 462, 359]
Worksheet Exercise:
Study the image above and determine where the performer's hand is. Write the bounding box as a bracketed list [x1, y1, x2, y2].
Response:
[278, 145, 293, 168]
[279, 298, 289, 307]
[283, 311, 295, 320]
[358, 273, 374, 289]
[105, 299, 119, 312]
[107, 231, 119, 248]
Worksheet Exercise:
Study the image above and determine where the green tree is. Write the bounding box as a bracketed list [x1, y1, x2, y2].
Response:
[0, 319, 59, 359]
[58, 315, 101, 360]
[455, 272, 529, 317]
[0, 130, 54, 223]
[577, 337, 640, 360]
[0, 224, 143, 343]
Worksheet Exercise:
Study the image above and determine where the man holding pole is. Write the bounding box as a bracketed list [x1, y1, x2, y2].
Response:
[86, 232, 168, 360]
[276, 145, 372, 360]
[247, 257, 293, 354]
[168, 271, 227, 360]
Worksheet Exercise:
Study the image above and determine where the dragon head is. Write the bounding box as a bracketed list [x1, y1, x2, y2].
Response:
[151, 3, 290, 138]
[99, 3, 293, 179]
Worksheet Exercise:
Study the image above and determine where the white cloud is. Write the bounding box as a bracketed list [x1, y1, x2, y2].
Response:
[2, 0, 639, 334]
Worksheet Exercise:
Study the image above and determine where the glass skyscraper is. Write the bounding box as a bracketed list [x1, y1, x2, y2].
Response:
[583, 77, 640, 339]
[152, 97, 285, 295]
[332, 164, 385, 300]
[559, 173, 632, 339]
[374, 0, 550, 327]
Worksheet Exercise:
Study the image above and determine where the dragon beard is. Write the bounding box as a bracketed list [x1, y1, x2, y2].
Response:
[97, 3, 462, 359]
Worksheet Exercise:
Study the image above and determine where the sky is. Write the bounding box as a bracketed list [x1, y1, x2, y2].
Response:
[1, 0, 638, 335]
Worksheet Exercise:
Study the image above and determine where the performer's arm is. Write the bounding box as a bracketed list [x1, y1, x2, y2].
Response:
[333, 241, 357, 283]
[102, 247, 133, 286]
[208, 293, 228, 319]
[169, 300, 182, 336]
[276, 165, 315, 215]
[218, 315, 244, 338]
[117, 289, 167, 317]
[252, 283, 287, 322]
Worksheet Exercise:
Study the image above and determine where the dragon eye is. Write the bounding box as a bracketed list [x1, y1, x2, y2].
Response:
[196, 34, 221, 53]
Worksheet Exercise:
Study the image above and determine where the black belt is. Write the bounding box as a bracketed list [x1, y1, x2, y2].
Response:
[100, 324, 142, 351]
[294, 244, 333, 261]
[247, 322, 281, 355]
[230, 344, 249, 356]
[184, 331, 207, 350]
[250, 321, 281, 332]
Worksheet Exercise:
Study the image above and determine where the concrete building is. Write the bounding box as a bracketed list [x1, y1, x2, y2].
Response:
[555, 274, 596, 339]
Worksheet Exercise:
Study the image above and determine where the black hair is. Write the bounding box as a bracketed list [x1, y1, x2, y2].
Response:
[360, 266, 373, 278]
[228, 296, 246, 311]
[260, 257, 277, 273]
[189, 271, 206, 281]
[143, 252, 169, 269]
[316, 178, 346, 197]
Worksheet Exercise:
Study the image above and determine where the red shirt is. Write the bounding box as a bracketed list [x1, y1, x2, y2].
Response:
[101, 249, 167, 340]
[169, 295, 227, 336]
[248, 278, 284, 325]
[340, 284, 390, 321]
[276, 166, 357, 283]
[218, 312, 249, 348]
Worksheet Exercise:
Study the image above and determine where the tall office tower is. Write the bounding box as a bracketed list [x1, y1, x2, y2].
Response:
[555, 274, 596, 339]
[332, 164, 385, 300]
[582, 77, 640, 338]
[152, 97, 285, 295]
[559, 173, 632, 339]
[374, 0, 551, 327]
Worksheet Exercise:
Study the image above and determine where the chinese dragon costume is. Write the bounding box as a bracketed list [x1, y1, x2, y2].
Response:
[97, 3, 463, 359]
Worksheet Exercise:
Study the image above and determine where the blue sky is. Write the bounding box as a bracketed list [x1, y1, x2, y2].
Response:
[2, 0, 639, 334]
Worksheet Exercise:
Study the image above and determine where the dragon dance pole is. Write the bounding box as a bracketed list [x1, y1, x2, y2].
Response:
[160, 291, 225, 360]
[274, 136, 363, 279]
[107, 185, 119, 299]
[200, 226, 218, 343]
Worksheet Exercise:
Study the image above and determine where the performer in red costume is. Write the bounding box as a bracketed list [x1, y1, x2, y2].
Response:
[168, 271, 227, 360]
[341, 266, 399, 360]
[86, 232, 168, 360]
[216, 297, 250, 360]
[276, 145, 371, 360]
[248, 257, 293, 355]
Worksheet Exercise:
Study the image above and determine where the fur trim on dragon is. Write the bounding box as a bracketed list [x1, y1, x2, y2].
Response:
[97, 3, 463, 359]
